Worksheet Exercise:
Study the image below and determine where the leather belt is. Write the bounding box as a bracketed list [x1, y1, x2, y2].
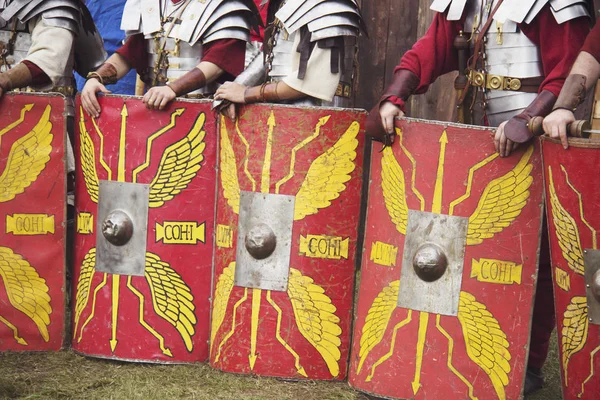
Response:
[468, 70, 542, 93]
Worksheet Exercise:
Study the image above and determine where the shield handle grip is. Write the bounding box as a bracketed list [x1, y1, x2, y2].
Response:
[528, 116, 590, 139]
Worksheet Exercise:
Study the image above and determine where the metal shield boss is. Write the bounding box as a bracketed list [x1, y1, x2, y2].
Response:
[210, 104, 366, 380]
[0, 93, 67, 351]
[350, 118, 544, 399]
[542, 136, 600, 400]
[72, 95, 216, 363]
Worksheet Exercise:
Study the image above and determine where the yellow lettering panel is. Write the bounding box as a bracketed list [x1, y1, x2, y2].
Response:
[555, 267, 571, 292]
[6, 214, 54, 235]
[471, 258, 522, 285]
[299, 235, 349, 260]
[155, 221, 205, 244]
[370, 241, 398, 267]
[77, 212, 94, 234]
[216, 224, 233, 248]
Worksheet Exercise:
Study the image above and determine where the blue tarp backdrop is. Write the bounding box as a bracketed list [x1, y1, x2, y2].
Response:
[76, 0, 136, 95]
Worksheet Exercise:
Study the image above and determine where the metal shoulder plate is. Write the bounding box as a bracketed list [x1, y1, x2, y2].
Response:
[431, 0, 590, 24]
[0, 0, 89, 33]
[275, 0, 366, 42]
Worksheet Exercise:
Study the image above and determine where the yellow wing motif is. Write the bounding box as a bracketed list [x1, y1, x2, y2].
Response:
[0, 246, 52, 341]
[287, 268, 342, 377]
[562, 296, 589, 383]
[547, 166, 585, 275]
[0, 105, 53, 203]
[381, 147, 409, 235]
[211, 262, 235, 348]
[458, 291, 511, 400]
[293, 121, 360, 221]
[219, 117, 240, 214]
[357, 280, 400, 373]
[73, 248, 96, 336]
[145, 252, 197, 351]
[148, 113, 207, 208]
[467, 145, 534, 245]
[79, 111, 100, 203]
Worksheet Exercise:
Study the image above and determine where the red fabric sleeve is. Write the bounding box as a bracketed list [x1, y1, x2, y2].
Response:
[581, 20, 600, 63]
[114, 34, 148, 73]
[202, 39, 246, 81]
[520, 6, 590, 97]
[396, 12, 462, 95]
[22, 60, 50, 86]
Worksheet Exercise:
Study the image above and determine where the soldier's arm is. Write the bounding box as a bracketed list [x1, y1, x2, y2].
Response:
[498, 7, 590, 156]
[365, 12, 460, 144]
[543, 22, 600, 149]
[143, 39, 246, 111]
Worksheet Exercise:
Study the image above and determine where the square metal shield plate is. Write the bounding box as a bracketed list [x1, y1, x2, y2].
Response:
[584, 249, 600, 325]
[235, 191, 295, 292]
[96, 181, 149, 276]
[397, 210, 468, 316]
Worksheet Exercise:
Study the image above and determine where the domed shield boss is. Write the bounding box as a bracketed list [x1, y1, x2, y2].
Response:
[412, 242, 448, 282]
[102, 210, 134, 246]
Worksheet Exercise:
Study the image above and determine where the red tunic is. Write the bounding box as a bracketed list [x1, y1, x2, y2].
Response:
[581, 19, 600, 62]
[389, 5, 590, 111]
[115, 34, 246, 83]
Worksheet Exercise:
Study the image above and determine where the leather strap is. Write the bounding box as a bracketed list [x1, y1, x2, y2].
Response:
[167, 68, 206, 97]
[87, 62, 118, 85]
[553, 74, 587, 111]
[244, 82, 281, 103]
[504, 90, 557, 143]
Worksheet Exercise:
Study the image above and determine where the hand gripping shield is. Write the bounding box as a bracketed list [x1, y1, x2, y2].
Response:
[350, 118, 544, 399]
[0, 93, 67, 351]
[542, 135, 600, 400]
[210, 104, 366, 380]
[71, 95, 216, 363]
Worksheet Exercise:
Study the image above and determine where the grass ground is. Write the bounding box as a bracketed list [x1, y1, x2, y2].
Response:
[0, 333, 563, 400]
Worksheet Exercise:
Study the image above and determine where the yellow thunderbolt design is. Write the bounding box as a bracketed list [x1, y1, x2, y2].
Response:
[360, 135, 532, 397]
[215, 113, 357, 377]
[0, 246, 52, 344]
[75, 106, 204, 354]
[0, 104, 53, 203]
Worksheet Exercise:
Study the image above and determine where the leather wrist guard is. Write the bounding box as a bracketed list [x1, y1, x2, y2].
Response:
[87, 62, 118, 85]
[244, 82, 281, 104]
[553, 74, 586, 112]
[504, 90, 557, 143]
[167, 68, 206, 97]
[365, 69, 420, 145]
[0, 63, 33, 92]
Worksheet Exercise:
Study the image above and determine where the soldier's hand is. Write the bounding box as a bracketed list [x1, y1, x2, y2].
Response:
[494, 121, 519, 157]
[380, 101, 404, 135]
[143, 86, 176, 111]
[81, 78, 111, 118]
[542, 109, 574, 150]
[214, 82, 247, 104]
[225, 103, 237, 121]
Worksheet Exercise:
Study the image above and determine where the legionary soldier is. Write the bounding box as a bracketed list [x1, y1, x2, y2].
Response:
[0, 0, 106, 194]
[543, 20, 600, 145]
[81, 0, 262, 116]
[213, 0, 365, 115]
[365, 0, 591, 395]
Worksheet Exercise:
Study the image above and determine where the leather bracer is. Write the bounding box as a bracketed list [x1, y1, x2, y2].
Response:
[553, 74, 587, 112]
[504, 90, 557, 143]
[365, 69, 419, 145]
[167, 68, 206, 97]
[0, 63, 33, 92]
[87, 62, 118, 85]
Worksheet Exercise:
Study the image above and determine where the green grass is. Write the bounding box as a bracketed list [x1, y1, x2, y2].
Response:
[0, 333, 562, 400]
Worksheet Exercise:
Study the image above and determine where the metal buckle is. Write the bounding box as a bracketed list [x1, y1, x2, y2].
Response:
[468, 70, 522, 92]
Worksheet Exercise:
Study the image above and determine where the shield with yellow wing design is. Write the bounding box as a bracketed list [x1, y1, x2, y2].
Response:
[210, 104, 366, 380]
[0, 93, 66, 351]
[541, 136, 600, 400]
[71, 95, 216, 363]
[349, 118, 544, 399]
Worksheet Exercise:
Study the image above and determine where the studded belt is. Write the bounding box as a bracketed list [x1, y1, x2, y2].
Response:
[335, 82, 352, 98]
[468, 70, 542, 93]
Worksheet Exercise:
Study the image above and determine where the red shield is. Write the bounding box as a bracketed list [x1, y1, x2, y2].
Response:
[72, 95, 216, 362]
[542, 136, 600, 400]
[0, 93, 66, 351]
[210, 104, 365, 380]
[349, 118, 544, 399]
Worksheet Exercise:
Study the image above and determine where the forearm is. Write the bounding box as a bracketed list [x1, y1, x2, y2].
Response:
[244, 81, 304, 103]
[570, 51, 600, 89]
[198, 61, 224, 84]
[105, 53, 132, 80]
